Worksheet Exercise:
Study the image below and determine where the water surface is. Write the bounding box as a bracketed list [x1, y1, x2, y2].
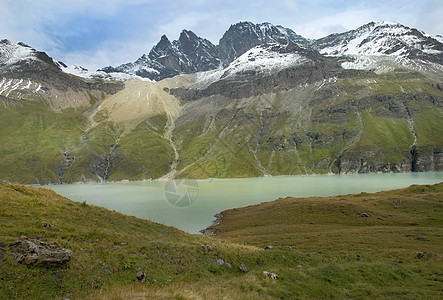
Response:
[49, 172, 443, 233]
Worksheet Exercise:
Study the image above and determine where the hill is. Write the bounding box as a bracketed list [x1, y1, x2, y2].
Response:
[1, 181, 442, 299]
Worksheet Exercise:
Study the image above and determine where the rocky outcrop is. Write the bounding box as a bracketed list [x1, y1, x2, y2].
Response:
[9, 238, 72, 266]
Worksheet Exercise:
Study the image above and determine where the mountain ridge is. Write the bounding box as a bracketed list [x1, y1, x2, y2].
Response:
[97, 20, 442, 81]
[0, 20, 442, 184]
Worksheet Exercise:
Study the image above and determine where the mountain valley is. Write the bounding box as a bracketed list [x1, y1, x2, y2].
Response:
[0, 21, 442, 184]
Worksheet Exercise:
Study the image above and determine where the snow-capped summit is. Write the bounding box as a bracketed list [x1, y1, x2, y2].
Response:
[0, 39, 36, 67]
[313, 21, 443, 63]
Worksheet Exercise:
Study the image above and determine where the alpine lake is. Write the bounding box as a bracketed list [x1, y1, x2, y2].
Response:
[48, 171, 443, 234]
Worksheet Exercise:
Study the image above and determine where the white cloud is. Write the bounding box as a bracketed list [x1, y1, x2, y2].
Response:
[292, 9, 376, 39]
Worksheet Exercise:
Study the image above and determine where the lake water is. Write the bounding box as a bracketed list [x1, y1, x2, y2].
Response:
[48, 172, 443, 234]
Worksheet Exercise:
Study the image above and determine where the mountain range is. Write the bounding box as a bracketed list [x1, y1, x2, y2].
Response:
[0, 21, 442, 184]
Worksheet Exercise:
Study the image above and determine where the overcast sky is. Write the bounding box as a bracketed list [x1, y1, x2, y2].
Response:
[1, 0, 442, 70]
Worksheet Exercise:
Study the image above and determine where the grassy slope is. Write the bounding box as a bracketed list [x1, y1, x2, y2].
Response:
[207, 182, 443, 299]
[1, 182, 442, 299]
[0, 105, 86, 184]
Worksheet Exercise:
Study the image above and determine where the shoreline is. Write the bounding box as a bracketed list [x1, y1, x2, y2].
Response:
[33, 169, 441, 187]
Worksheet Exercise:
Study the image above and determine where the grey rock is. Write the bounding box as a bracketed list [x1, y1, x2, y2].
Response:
[238, 264, 248, 273]
[361, 213, 370, 218]
[9, 238, 72, 266]
[264, 245, 273, 250]
[215, 259, 232, 268]
[263, 271, 279, 280]
[201, 244, 215, 252]
[1, 180, 11, 184]
[296, 264, 303, 269]
[41, 221, 62, 231]
[136, 271, 146, 283]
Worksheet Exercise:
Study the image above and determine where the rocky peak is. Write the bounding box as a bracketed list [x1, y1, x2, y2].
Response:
[218, 21, 308, 64]
[312, 21, 443, 65]
[148, 35, 173, 60]
[101, 29, 220, 81]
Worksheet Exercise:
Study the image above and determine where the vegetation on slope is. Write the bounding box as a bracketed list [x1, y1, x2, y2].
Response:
[1, 182, 442, 299]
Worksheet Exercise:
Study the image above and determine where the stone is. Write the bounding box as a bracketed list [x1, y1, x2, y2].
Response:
[215, 259, 232, 268]
[264, 245, 273, 250]
[1, 180, 11, 184]
[201, 244, 215, 252]
[238, 264, 248, 273]
[136, 271, 146, 283]
[263, 271, 279, 280]
[361, 213, 369, 218]
[41, 221, 62, 232]
[296, 264, 303, 269]
[9, 238, 72, 266]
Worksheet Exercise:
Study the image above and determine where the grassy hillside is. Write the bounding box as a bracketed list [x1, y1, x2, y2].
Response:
[206, 182, 443, 299]
[1, 182, 442, 299]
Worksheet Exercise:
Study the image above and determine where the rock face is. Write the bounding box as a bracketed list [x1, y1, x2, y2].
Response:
[218, 21, 308, 65]
[9, 238, 72, 266]
[100, 30, 220, 81]
[101, 22, 309, 81]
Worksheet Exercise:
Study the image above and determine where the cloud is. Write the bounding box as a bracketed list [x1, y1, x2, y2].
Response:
[293, 9, 376, 38]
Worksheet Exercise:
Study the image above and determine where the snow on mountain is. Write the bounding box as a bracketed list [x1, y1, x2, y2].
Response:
[195, 43, 311, 85]
[312, 21, 443, 75]
[218, 21, 308, 64]
[0, 39, 39, 68]
[100, 30, 220, 82]
[62, 64, 151, 81]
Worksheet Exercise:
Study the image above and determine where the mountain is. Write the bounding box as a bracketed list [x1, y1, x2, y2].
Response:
[312, 21, 443, 76]
[0, 21, 442, 184]
[100, 30, 220, 81]
[0, 39, 123, 109]
[100, 22, 308, 81]
[218, 21, 308, 64]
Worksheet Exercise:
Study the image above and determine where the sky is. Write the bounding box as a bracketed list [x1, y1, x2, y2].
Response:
[1, 0, 442, 71]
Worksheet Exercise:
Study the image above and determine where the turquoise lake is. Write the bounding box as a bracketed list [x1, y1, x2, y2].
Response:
[48, 171, 443, 234]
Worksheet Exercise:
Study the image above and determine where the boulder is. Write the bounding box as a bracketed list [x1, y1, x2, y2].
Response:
[264, 245, 273, 250]
[41, 221, 62, 232]
[136, 271, 146, 283]
[263, 271, 279, 280]
[9, 238, 72, 266]
[238, 264, 248, 273]
[215, 258, 232, 268]
[361, 213, 369, 218]
[201, 244, 215, 252]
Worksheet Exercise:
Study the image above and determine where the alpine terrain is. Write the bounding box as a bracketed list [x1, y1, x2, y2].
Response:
[0, 21, 442, 184]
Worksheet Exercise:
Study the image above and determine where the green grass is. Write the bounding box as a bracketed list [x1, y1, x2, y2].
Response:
[0, 104, 87, 184]
[1, 182, 442, 299]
